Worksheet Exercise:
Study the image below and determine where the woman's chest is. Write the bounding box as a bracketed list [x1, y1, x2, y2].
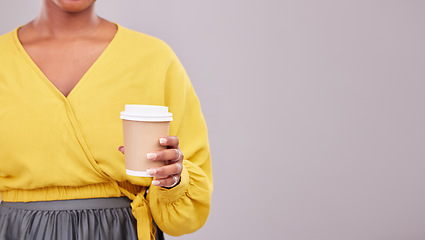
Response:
[21, 38, 111, 97]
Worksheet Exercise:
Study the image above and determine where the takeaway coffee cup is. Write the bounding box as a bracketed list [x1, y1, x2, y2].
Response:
[120, 105, 173, 177]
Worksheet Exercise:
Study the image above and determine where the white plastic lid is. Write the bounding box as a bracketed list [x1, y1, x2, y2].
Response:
[120, 105, 173, 122]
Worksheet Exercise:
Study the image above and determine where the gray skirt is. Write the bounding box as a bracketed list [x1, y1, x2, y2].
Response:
[0, 197, 138, 240]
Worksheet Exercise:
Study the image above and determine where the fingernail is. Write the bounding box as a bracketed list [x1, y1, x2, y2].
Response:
[176, 163, 182, 172]
[147, 153, 157, 160]
[152, 180, 160, 186]
[159, 138, 167, 145]
[117, 146, 122, 151]
[147, 168, 157, 176]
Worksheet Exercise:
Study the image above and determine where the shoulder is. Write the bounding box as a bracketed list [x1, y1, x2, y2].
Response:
[116, 25, 176, 59]
[0, 30, 16, 48]
[0, 29, 19, 59]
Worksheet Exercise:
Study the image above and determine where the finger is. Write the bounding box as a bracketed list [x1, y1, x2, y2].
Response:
[147, 162, 183, 178]
[152, 175, 180, 188]
[117, 146, 124, 154]
[147, 148, 182, 162]
[159, 136, 179, 148]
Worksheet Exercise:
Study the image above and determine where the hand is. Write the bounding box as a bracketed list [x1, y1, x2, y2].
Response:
[118, 136, 183, 188]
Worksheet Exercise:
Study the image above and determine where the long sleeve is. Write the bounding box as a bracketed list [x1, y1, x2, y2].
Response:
[147, 49, 213, 236]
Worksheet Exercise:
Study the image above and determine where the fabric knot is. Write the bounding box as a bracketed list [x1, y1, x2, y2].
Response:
[119, 185, 155, 240]
[131, 193, 155, 240]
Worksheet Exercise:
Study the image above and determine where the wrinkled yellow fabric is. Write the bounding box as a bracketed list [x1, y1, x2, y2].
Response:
[0, 25, 212, 239]
[119, 185, 155, 240]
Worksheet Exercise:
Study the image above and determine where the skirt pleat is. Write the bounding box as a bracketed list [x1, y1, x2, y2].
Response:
[0, 197, 138, 240]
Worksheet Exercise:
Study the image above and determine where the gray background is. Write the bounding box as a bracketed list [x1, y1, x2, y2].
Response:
[1, 1, 425, 239]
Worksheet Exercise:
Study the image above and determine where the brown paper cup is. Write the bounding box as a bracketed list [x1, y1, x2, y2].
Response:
[120, 105, 173, 177]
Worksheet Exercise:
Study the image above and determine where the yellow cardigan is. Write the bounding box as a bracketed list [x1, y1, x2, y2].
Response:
[0, 25, 212, 240]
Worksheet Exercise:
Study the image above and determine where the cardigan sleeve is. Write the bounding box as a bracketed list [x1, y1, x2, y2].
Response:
[146, 48, 213, 236]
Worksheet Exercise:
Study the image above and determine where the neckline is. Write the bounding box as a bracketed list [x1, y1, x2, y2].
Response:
[12, 23, 121, 100]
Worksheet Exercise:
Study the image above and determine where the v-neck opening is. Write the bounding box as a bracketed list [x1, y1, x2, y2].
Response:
[13, 23, 121, 100]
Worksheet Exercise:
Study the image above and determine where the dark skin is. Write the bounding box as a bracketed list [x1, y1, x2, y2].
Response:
[19, 0, 183, 188]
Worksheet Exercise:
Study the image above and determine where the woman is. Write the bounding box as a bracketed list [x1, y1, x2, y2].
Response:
[0, 0, 212, 239]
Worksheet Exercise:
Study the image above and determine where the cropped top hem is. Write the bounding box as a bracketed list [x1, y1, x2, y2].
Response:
[0, 181, 146, 202]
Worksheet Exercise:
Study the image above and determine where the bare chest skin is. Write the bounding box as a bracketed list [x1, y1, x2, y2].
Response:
[18, 23, 117, 97]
